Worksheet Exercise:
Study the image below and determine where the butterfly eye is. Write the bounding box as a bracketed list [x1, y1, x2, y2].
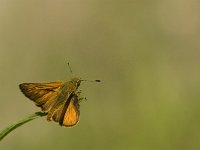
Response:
[76, 80, 81, 87]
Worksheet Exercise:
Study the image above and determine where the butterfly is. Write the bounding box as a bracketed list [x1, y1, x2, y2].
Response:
[19, 71, 100, 127]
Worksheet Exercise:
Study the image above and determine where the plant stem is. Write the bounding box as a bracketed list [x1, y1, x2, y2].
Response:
[0, 111, 47, 141]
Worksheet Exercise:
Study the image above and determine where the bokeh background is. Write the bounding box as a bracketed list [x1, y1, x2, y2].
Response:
[0, 1, 200, 150]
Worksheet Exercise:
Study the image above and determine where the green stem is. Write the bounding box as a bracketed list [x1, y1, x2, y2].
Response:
[0, 111, 47, 141]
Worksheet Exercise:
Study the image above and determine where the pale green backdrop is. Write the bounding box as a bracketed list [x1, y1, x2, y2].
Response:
[0, 0, 200, 150]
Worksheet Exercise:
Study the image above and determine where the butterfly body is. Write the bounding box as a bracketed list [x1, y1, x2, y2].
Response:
[19, 77, 81, 127]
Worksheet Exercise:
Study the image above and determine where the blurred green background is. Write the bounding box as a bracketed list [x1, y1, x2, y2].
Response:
[0, 0, 200, 150]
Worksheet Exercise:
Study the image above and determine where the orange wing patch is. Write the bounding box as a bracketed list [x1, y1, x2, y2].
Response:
[19, 82, 64, 112]
[63, 99, 80, 127]
[52, 94, 80, 127]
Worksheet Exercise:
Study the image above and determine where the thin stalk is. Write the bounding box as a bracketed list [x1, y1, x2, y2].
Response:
[0, 111, 47, 141]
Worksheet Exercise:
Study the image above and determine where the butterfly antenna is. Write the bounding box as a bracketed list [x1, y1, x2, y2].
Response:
[81, 79, 101, 82]
[67, 62, 73, 73]
[67, 62, 74, 77]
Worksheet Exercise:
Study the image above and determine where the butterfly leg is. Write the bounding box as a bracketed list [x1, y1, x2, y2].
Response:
[76, 90, 81, 95]
[78, 97, 87, 102]
[74, 90, 86, 102]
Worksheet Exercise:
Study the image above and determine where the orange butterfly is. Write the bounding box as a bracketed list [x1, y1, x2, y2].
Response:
[19, 70, 100, 127]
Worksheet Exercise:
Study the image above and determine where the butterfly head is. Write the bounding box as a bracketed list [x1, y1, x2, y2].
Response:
[71, 77, 82, 88]
[71, 77, 101, 88]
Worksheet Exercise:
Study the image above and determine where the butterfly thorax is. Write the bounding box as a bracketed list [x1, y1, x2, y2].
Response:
[60, 78, 81, 98]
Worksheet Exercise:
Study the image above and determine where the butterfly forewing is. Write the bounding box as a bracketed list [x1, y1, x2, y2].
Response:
[52, 94, 80, 127]
[19, 82, 64, 111]
[62, 94, 80, 127]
